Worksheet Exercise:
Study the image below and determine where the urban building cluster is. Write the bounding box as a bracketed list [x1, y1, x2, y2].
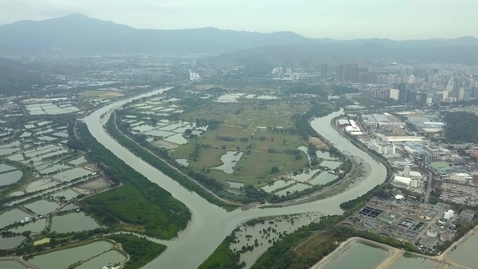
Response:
[336, 109, 478, 206]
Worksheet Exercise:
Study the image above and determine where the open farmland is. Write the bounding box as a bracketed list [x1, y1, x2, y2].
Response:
[80, 90, 124, 98]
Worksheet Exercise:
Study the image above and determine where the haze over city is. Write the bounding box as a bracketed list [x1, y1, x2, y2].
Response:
[1, 0, 477, 40]
[2, 1, 478, 269]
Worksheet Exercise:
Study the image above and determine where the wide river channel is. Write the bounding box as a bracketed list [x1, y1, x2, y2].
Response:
[84, 88, 387, 269]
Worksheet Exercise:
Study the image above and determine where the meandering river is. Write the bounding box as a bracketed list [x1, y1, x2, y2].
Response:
[84, 88, 387, 269]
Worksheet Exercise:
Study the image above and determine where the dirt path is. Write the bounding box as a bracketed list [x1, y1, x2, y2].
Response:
[0, 256, 39, 269]
[309, 237, 359, 269]
[375, 247, 403, 269]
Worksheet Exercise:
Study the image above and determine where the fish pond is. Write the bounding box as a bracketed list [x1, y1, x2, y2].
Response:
[0, 170, 23, 186]
[0, 236, 25, 249]
[321, 242, 388, 269]
[0, 261, 26, 269]
[309, 172, 338, 186]
[389, 253, 439, 269]
[75, 250, 126, 269]
[50, 212, 100, 233]
[9, 219, 46, 234]
[447, 232, 478, 268]
[214, 151, 243, 174]
[261, 179, 294, 193]
[0, 209, 31, 228]
[28, 241, 114, 269]
[24, 200, 59, 215]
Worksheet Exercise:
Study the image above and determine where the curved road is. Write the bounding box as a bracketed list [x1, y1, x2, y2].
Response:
[84, 88, 387, 269]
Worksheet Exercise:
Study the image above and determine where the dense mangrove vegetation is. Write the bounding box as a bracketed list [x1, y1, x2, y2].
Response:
[77, 122, 191, 239]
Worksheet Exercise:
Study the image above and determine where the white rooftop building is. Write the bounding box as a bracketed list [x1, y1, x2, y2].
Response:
[393, 176, 412, 187]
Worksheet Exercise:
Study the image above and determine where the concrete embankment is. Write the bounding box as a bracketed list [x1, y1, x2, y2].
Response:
[375, 247, 403, 269]
[309, 237, 358, 269]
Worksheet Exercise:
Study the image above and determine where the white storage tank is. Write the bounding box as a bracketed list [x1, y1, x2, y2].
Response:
[447, 210, 454, 218]
[444, 210, 454, 220]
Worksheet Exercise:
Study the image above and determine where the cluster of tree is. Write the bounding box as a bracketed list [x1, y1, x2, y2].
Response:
[198, 235, 244, 269]
[255, 105, 267, 110]
[234, 107, 244, 115]
[331, 85, 359, 95]
[215, 135, 236, 142]
[9, 228, 106, 258]
[293, 103, 336, 141]
[266, 126, 296, 135]
[64, 117, 86, 151]
[241, 185, 268, 203]
[77, 122, 191, 239]
[196, 118, 223, 130]
[443, 112, 478, 143]
[334, 96, 353, 108]
[107, 234, 166, 269]
[189, 143, 201, 161]
[185, 169, 225, 193]
[284, 84, 358, 97]
[285, 84, 326, 96]
[239, 137, 249, 143]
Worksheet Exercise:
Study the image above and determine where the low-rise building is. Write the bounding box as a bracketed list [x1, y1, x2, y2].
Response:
[428, 162, 454, 174]
[459, 209, 475, 223]
[393, 176, 412, 187]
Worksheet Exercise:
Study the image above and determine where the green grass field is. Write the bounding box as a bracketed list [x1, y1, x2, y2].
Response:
[80, 90, 124, 98]
[170, 101, 312, 187]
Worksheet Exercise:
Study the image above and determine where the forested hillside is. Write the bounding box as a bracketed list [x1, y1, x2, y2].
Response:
[444, 112, 478, 143]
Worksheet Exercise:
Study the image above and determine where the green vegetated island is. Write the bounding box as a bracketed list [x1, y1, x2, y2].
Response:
[108, 83, 356, 207]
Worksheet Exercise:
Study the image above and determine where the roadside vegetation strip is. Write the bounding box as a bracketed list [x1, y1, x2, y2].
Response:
[105, 113, 239, 211]
[77, 122, 191, 239]
[107, 234, 166, 269]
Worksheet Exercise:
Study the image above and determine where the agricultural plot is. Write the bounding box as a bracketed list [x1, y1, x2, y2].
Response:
[0, 118, 100, 210]
[80, 90, 124, 98]
[23, 98, 80, 115]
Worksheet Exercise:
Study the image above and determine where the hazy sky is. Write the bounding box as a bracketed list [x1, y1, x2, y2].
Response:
[0, 0, 476, 40]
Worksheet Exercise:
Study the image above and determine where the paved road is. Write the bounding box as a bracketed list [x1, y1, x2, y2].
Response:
[0, 256, 38, 269]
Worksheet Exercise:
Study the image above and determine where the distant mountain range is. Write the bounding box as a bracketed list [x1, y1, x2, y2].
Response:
[209, 42, 478, 68]
[0, 58, 45, 94]
[1, 14, 478, 65]
[0, 14, 308, 54]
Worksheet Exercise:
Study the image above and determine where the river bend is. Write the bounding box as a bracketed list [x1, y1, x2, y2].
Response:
[84, 88, 387, 268]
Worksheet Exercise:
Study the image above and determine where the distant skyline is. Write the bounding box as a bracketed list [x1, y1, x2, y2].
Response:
[0, 0, 477, 40]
